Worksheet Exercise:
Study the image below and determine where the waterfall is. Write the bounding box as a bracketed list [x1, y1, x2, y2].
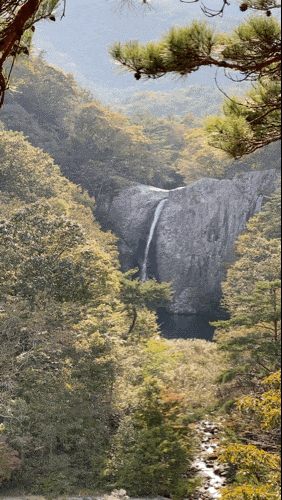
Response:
[141, 198, 167, 282]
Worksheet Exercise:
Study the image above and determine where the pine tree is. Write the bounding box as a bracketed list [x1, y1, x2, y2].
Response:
[109, 0, 281, 157]
[105, 378, 197, 498]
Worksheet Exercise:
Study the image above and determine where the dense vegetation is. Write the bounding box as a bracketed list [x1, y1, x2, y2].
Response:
[0, 1, 281, 495]
[0, 75, 280, 498]
[212, 189, 281, 499]
[0, 125, 229, 496]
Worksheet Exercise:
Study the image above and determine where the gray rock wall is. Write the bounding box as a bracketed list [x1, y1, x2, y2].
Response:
[95, 170, 277, 315]
[104, 183, 169, 271]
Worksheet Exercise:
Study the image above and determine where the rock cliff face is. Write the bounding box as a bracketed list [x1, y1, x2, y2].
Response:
[95, 170, 277, 315]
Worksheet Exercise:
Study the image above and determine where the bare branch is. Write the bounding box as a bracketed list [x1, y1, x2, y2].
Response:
[61, 0, 66, 19]
[201, 0, 230, 17]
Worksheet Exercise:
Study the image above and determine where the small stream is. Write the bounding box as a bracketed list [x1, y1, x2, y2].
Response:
[191, 421, 227, 499]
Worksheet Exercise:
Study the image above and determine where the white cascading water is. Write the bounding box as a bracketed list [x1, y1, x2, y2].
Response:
[141, 198, 167, 282]
[192, 421, 226, 499]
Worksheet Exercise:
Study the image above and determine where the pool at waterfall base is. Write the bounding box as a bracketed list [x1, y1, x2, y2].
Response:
[157, 309, 216, 341]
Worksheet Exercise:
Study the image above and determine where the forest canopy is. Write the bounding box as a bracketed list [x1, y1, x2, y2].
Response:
[0, 1, 281, 497]
[0, 127, 280, 495]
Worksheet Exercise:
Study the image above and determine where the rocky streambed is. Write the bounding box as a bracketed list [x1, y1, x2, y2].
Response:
[190, 421, 228, 499]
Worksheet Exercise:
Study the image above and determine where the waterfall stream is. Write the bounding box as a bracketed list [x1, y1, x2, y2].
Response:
[141, 198, 167, 282]
[191, 421, 227, 499]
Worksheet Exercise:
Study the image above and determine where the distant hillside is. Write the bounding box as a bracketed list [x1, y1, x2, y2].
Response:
[0, 57, 183, 192]
[0, 56, 280, 195]
[112, 86, 241, 119]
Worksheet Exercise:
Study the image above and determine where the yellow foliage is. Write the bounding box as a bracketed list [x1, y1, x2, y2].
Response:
[238, 370, 281, 429]
[219, 371, 281, 499]
[221, 484, 281, 500]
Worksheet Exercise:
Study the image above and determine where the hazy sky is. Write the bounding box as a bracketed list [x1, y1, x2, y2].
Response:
[33, 0, 248, 103]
